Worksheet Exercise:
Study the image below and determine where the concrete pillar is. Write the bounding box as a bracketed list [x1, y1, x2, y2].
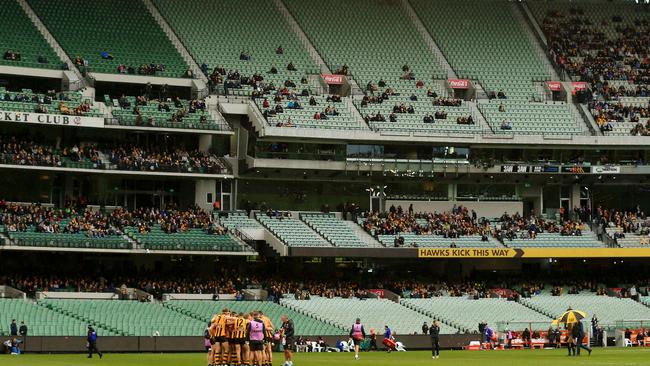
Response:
[447, 183, 457, 201]
[198, 134, 212, 153]
[195, 179, 217, 211]
[570, 184, 581, 212]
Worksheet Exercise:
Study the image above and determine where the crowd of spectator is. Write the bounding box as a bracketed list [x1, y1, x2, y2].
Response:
[0, 201, 227, 239]
[594, 205, 650, 242]
[2, 90, 94, 116]
[361, 204, 490, 241]
[108, 144, 221, 173]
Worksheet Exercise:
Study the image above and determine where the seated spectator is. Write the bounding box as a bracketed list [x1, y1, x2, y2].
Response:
[416, 80, 424, 88]
[434, 109, 447, 119]
[378, 79, 386, 88]
[35, 104, 47, 114]
[287, 62, 297, 71]
[117, 64, 127, 73]
[239, 51, 250, 61]
[499, 103, 505, 112]
[497, 90, 506, 99]
[389, 113, 397, 122]
[37, 55, 49, 64]
[500, 119, 512, 130]
[423, 114, 434, 123]
[309, 96, 317, 106]
[407, 105, 415, 114]
[276, 46, 284, 55]
[59, 101, 70, 115]
[100, 51, 113, 60]
[410, 94, 418, 101]
[427, 88, 438, 98]
[269, 65, 278, 74]
[284, 79, 296, 88]
[336, 64, 349, 75]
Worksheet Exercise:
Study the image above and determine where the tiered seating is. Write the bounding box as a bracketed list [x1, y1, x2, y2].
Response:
[504, 232, 604, 248]
[219, 212, 263, 230]
[0, 88, 102, 117]
[108, 96, 224, 130]
[401, 297, 551, 333]
[7, 230, 130, 249]
[0, 0, 61, 70]
[301, 213, 368, 247]
[256, 95, 362, 129]
[40, 299, 204, 336]
[591, 97, 650, 136]
[520, 294, 650, 327]
[478, 100, 582, 135]
[154, 0, 317, 93]
[0, 299, 102, 336]
[28, 0, 187, 77]
[281, 296, 456, 335]
[285, 0, 454, 133]
[165, 300, 345, 336]
[256, 214, 331, 247]
[126, 227, 248, 252]
[411, 0, 582, 135]
[358, 97, 482, 135]
[376, 233, 497, 248]
[606, 226, 646, 247]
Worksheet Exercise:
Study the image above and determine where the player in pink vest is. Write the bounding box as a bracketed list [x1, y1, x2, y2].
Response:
[349, 318, 366, 360]
[247, 312, 266, 366]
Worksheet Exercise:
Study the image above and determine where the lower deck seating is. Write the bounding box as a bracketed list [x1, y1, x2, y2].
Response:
[504, 232, 604, 248]
[164, 300, 345, 336]
[401, 297, 551, 333]
[281, 296, 457, 335]
[220, 212, 263, 230]
[40, 299, 204, 336]
[126, 227, 247, 252]
[376, 233, 497, 248]
[7, 230, 130, 249]
[256, 214, 331, 247]
[0, 299, 103, 336]
[301, 213, 368, 247]
[520, 294, 650, 327]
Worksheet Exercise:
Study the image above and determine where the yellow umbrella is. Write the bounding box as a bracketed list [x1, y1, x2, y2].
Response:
[557, 309, 587, 324]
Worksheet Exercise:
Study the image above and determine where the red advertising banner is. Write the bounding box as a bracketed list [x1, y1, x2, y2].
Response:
[368, 289, 385, 298]
[448, 79, 469, 89]
[571, 82, 589, 91]
[322, 74, 345, 85]
[547, 81, 562, 91]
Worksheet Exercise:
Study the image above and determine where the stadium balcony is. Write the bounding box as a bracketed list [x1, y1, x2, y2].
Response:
[218, 212, 263, 231]
[255, 95, 364, 130]
[153, 0, 321, 95]
[0, 88, 101, 117]
[0, 0, 61, 71]
[27, 0, 188, 78]
[164, 300, 346, 336]
[300, 213, 383, 248]
[106, 95, 230, 132]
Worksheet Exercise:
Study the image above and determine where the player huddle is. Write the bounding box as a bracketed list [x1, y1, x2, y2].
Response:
[207, 309, 275, 366]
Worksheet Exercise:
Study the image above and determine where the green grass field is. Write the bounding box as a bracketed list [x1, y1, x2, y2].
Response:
[2, 348, 650, 366]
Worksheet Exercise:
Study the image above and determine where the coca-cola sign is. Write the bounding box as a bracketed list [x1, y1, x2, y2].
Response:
[322, 74, 345, 85]
[547, 81, 562, 91]
[448, 79, 469, 89]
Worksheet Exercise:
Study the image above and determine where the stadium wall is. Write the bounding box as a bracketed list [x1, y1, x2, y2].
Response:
[2, 335, 480, 352]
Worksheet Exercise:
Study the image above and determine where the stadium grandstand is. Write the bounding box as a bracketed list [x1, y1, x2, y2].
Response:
[2, 0, 650, 363]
